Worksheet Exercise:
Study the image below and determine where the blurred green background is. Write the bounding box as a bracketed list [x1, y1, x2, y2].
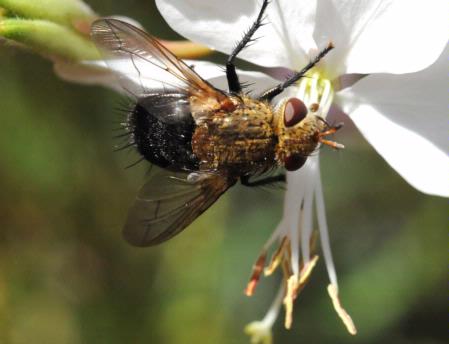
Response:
[0, 1, 447, 343]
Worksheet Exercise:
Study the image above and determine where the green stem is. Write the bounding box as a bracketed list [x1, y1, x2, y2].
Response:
[0, 0, 95, 27]
[0, 18, 99, 61]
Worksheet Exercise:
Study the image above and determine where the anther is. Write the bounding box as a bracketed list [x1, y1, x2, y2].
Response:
[245, 251, 267, 296]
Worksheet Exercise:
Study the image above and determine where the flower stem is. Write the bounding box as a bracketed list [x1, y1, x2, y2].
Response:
[0, 18, 99, 60]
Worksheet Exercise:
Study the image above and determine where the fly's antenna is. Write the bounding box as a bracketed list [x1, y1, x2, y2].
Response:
[317, 122, 344, 149]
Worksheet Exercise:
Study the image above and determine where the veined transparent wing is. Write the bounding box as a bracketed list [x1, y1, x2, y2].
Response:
[90, 18, 227, 103]
[123, 169, 233, 247]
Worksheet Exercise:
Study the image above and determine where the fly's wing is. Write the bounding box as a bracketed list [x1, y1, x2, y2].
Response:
[90, 18, 228, 115]
[123, 169, 232, 247]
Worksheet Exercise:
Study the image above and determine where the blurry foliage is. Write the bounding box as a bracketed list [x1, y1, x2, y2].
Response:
[0, 1, 447, 344]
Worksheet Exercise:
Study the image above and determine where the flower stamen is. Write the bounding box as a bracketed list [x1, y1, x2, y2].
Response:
[264, 236, 289, 276]
[328, 284, 357, 335]
[245, 72, 355, 339]
[283, 255, 319, 329]
[283, 274, 299, 329]
[297, 72, 334, 118]
[245, 251, 267, 296]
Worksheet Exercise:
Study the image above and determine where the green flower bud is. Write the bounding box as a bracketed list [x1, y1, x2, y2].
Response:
[0, 0, 95, 28]
[0, 18, 99, 60]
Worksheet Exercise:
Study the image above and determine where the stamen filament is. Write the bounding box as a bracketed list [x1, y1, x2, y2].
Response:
[263, 220, 286, 251]
[314, 160, 338, 286]
[297, 78, 308, 103]
[309, 73, 319, 104]
[286, 170, 307, 276]
[300, 159, 316, 264]
[319, 79, 333, 116]
[263, 284, 284, 327]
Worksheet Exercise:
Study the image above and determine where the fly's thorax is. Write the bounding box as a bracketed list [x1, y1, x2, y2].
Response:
[191, 95, 276, 174]
[238, 96, 274, 122]
[274, 98, 326, 170]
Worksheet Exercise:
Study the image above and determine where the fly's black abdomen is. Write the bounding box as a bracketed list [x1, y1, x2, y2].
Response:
[128, 93, 199, 171]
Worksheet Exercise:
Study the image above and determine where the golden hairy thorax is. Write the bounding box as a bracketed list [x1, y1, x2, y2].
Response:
[191, 95, 276, 175]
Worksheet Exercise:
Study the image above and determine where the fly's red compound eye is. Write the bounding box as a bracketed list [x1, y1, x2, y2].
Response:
[284, 154, 307, 171]
[283, 98, 308, 127]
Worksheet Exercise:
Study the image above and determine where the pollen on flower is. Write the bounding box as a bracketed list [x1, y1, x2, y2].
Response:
[299, 255, 319, 285]
[264, 236, 289, 276]
[327, 284, 357, 335]
[245, 251, 267, 296]
[245, 227, 322, 330]
[283, 274, 298, 329]
[283, 255, 319, 329]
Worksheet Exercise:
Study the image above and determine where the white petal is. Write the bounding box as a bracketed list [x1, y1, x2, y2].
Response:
[57, 58, 279, 106]
[56, 59, 229, 93]
[54, 61, 124, 93]
[156, 0, 317, 69]
[314, 0, 449, 75]
[87, 58, 232, 97]
[337, 46, 449, 196]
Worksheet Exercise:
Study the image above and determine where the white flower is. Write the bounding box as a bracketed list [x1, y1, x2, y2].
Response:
[154, 0, 449, 340]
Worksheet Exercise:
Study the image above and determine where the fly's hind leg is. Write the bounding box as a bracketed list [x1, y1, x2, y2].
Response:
[241, 173, 285, 187]
[226, 0, 270, 94]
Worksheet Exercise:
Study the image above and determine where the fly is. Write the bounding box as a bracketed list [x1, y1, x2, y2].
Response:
[90, 0, 343, 247]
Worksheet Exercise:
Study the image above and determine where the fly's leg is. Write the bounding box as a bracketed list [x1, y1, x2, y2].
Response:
[241, 173, 285, 187]
[259, 42, 334, 101]
[226, 0, 270, 93]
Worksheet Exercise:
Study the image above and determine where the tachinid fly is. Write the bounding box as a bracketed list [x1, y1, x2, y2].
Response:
[90, 0, 343, 247]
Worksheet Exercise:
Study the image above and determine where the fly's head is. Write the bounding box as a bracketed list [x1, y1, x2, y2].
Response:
[274, 98, 344, 171]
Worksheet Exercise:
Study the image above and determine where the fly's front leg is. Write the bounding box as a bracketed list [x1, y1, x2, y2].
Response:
[226, 0, 270, 93]
[259, 42, 334, 101]
[241, 173, 286, 187]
